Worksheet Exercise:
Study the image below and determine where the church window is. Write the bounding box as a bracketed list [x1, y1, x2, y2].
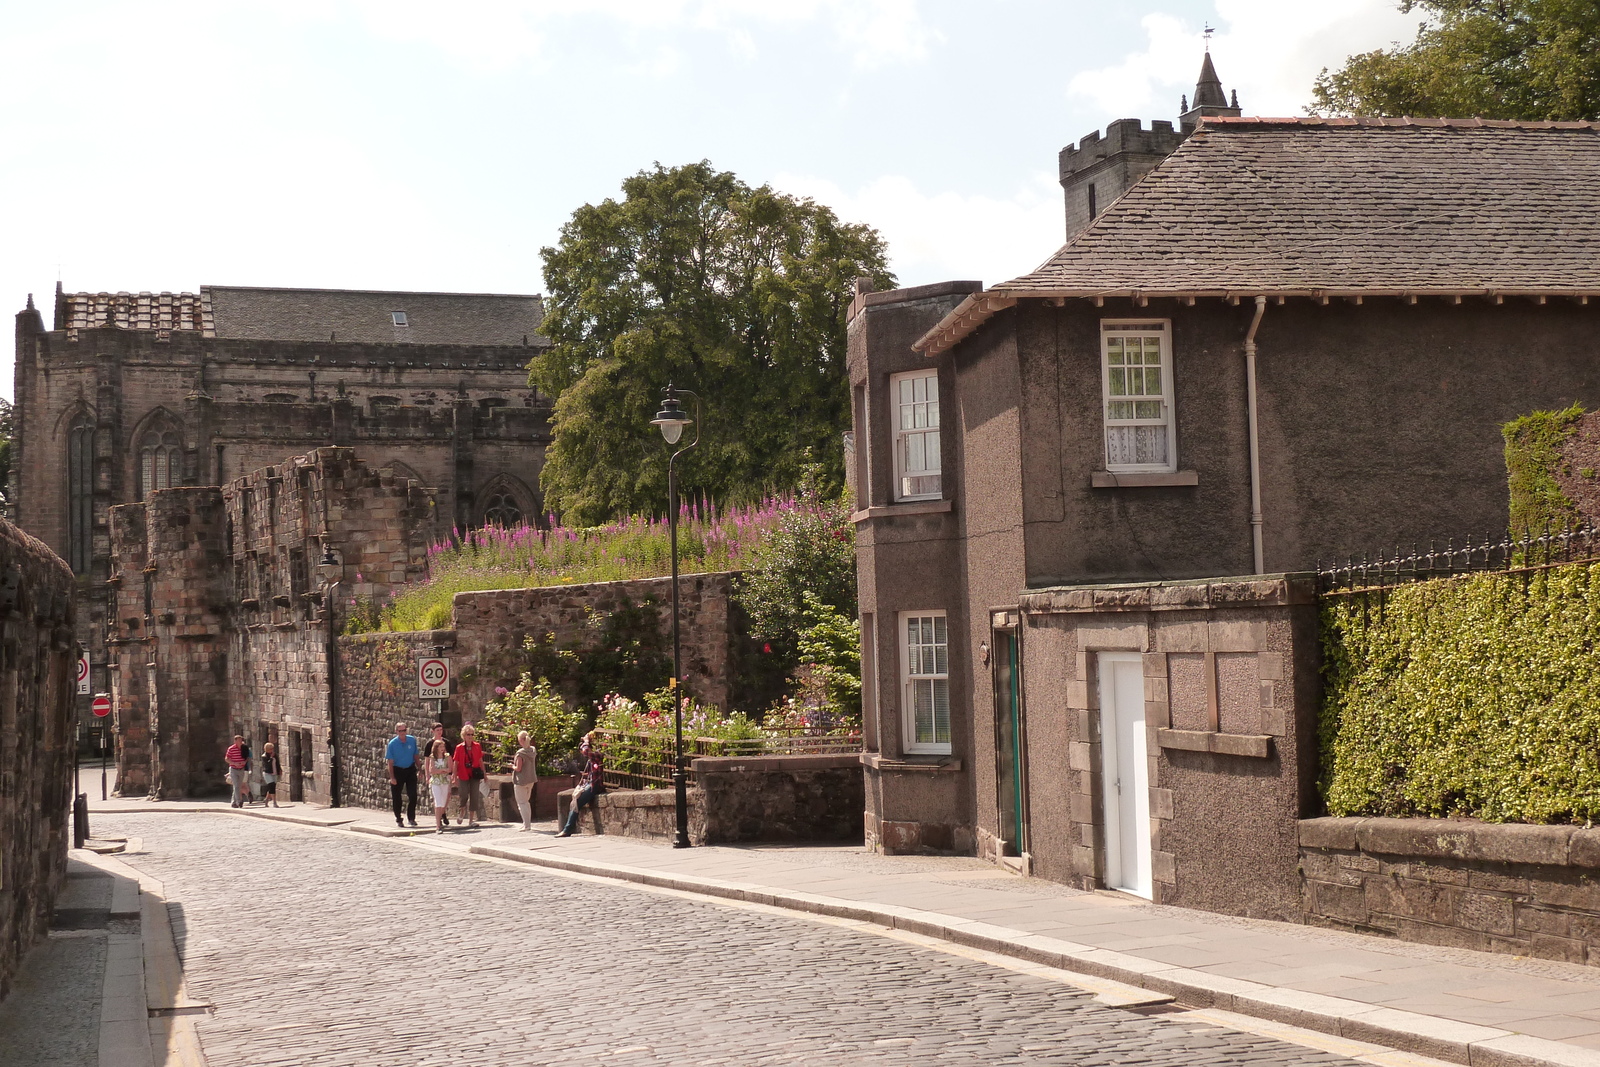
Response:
[483, 491, 524, 528]
[1101, 320, 1175, 473]
[67, 417, 94, 575]
[391, 311, 408, 326]
[139, 429, 184, 500]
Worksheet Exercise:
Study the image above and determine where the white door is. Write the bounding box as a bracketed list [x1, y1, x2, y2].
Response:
[1098, 653, 1152, 898]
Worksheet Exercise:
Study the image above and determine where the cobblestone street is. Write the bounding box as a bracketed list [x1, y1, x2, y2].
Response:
[96, 813, 1388, 1067]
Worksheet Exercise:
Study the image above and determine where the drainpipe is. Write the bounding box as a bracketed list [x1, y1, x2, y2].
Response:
[1244, 295, 1268, 574]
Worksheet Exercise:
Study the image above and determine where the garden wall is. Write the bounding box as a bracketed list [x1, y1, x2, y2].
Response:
[331, 574, 741, 814]
[0, 518, 77, 1000]
[554, 754, 865, 845]
[1301, 817, 1600, 965]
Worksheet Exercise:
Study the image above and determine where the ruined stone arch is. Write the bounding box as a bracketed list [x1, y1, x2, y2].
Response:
[476, 472, 539, 529]
[129, 407, 186, 501]
[378, 459, 426, 487]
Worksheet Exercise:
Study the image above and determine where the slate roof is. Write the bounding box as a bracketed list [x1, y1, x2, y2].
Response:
[918, 118, 1600, 355]
[203, 286, 546, 346]
[54, 284, 547, 346]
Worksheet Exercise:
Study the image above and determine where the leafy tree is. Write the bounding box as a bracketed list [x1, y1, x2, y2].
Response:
[1311, 0, 1600, 120]
[533, 161, 894, 525]
[0, 396, 13, 508]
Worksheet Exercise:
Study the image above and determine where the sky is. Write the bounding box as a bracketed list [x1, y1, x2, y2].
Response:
[0, 0, 1423, 394]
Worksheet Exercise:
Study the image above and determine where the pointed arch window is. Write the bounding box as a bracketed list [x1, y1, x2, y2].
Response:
[139, 429, 183, 500]
[483, 491, 524, 528]
[68, 417, 94, 574]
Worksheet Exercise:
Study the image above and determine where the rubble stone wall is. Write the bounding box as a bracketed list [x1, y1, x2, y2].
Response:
[0, 518, 77, 999]
[1301, 817, 1600, 966]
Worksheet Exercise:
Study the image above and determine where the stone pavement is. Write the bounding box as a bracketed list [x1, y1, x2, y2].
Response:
[91, 807, 1434, 1067]
[79, 793, 1600, 1067]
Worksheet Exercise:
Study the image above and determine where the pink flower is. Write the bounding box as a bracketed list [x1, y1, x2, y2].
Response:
[494, 686, 509, 696]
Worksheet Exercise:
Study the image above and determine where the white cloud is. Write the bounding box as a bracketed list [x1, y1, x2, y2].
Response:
[777, 171, 1066, 290]
[335, 0, 938, 72]
[1068, 0, 1424, 121]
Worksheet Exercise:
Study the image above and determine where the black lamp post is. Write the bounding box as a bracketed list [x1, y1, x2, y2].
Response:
[650, 383, 699, 849]
[318, 546, 343, 808]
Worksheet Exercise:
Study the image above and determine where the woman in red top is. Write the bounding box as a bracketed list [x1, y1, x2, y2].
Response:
[452, 724, 485, 828]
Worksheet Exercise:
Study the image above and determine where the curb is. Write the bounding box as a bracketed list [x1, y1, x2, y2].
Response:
[470, 844, 1600, 1067]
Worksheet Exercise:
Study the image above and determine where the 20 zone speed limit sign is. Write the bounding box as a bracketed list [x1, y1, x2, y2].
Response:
[418, 657, 451, 700]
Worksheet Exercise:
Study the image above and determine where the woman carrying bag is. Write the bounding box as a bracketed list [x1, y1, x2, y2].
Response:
[452, 724, 486, 828]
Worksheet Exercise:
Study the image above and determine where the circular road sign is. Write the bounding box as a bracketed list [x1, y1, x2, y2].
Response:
[91, 694, 112, 718]
[420, 659, 449, 688]
[76, 656, 90, 686]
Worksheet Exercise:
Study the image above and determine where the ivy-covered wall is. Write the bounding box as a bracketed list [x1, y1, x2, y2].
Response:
[1321, 560, 1600, 824]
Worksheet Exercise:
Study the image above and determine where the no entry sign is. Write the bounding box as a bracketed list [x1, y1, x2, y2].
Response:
[418, 657, 451, 700]
[77, 654, 91, 695]
[91, 693, 112, 718]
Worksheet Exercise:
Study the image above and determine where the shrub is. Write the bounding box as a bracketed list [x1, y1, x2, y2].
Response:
[478, 674, 584, 775]
[733, 478, 856, 653]
[1321, 560, 1600, 824]
[1503, 403, 1584, 535]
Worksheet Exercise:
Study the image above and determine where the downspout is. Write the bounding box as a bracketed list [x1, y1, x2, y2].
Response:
[1244, 295, 1268, 574]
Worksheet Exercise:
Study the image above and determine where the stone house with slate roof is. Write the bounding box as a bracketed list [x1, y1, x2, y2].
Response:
[848, 117, 1600, 919]
[12, 283, 551, 720]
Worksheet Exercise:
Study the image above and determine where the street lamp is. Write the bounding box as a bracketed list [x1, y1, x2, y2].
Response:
[319, 545, 343, 807]
[651, 383, 699, 849]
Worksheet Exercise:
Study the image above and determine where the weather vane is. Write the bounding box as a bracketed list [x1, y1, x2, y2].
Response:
[1203, 24, 1214, 51]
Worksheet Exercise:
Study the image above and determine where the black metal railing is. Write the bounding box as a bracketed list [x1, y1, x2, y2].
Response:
[593, 727, 861, 791]
[1317, 523, 1600, 595]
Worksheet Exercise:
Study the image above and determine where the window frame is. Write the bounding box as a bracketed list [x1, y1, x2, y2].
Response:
[1100, 318, 1177, 474]
[391, 311, 409, 327]
[900, 609, 952, 755]
[890, 369, 942, 502]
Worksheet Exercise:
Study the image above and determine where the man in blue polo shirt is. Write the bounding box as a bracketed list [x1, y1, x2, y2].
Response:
[385, 721, 420, 828]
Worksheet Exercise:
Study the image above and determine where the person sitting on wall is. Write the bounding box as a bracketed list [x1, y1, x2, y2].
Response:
[385, 722, 420, 829]
[555, 734, 605, 838]
[452, 724, 486, 829]
[225, 735, 249, 808]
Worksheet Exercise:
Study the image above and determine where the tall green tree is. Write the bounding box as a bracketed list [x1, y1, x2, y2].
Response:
[1312, 0, 1600, 120]
[0, 397, 14, 508]
[532, 161, 894, 525]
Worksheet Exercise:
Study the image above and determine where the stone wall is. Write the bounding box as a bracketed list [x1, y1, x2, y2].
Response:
[450, 573, 738, 722]
[553, 755, 865, 846]
[0, 518, 77, 999]
[337, 630, 456, 811]
[695, 755, 863, 843]
[1301, 817, 1600, 965]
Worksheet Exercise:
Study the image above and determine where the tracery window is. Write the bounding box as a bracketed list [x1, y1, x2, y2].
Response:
[68, 417, 94, 575]
[483, 491, 524, 527]
[139, 430, 183, 500]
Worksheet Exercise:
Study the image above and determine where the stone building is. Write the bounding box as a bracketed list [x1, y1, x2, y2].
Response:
[12, 283, 553, 712]
[1058, 53, 1240, 238]
[849, 117, 1600, 923]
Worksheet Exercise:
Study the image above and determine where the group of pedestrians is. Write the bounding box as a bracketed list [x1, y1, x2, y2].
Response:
[385, 720, 608, 836]
[385, 721, 523, 833]
[223, 734, 283, 808]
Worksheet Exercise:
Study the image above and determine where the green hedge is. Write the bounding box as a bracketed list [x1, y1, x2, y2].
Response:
[1321, 560, 1600, 823]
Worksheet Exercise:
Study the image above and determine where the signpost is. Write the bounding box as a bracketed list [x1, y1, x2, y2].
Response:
[92, 693, 111, 801]
[76, 654, 91, 695]
[418, 656, 450, 700]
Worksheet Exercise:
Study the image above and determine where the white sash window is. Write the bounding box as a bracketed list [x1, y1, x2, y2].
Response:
[1102, 320, 1175, 472]
[902, 611, 950, 753]
[892, 371, 941, 500]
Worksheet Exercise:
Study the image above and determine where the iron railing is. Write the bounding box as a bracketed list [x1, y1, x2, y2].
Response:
[1316, 523, 1600, 595]
[592, 726, 861, 790]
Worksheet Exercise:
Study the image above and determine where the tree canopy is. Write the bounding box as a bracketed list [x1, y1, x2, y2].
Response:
[1311, 0, 1600, 120]
[531, 161, 894, 526]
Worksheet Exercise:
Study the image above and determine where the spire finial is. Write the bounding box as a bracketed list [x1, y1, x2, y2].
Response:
[25, 293, 34, 311]
[1203, 23, 1213, 52]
